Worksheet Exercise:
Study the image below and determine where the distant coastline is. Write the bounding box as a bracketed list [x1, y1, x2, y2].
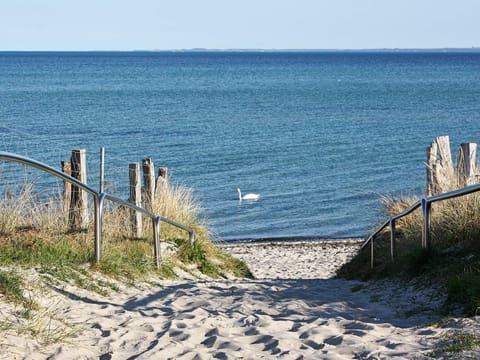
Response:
[1, 47, 480, 54]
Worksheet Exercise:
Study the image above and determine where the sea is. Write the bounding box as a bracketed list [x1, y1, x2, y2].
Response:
[1, 50, 480, 241]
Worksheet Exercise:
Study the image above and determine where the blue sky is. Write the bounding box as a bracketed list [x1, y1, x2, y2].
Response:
[1, 0, 479, 51]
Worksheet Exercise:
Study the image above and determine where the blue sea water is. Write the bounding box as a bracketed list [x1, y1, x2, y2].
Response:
[1, 51, 480, 241]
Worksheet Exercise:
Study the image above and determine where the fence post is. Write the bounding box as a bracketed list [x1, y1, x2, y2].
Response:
[390, 217, 396, 262]
[158, 167, 168, 181]
[421, 198, 431, 250]
[129, 162, 143, 238]
[426, 143, 438, 196]
[69, 149, 89, 231]
[436, 135, 455, 181]
[458, 143, 478, 187]
[142, 158, 155, 212]
[61, 160, 72, 215]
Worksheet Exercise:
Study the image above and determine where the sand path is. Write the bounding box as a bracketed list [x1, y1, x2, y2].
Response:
[1, 240, 478, 359]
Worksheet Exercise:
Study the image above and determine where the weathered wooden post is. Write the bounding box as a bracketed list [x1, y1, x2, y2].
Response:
[436, 135, 455, 182]
[457, 143, 477, 187]
[129, 162, 143, 238]
[426, 136, 456, 195]
[69, 149, 89, 231]
[142, 158, 155, 212]
[426, 142, 438, 196]
[435, 135, 455, 193]
[61, 160, 72, 215]
[155, 166, 168, 198]
[158, 167, 168, 181]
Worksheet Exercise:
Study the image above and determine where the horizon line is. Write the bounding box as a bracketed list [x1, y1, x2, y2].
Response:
[1, 47, 480, 53]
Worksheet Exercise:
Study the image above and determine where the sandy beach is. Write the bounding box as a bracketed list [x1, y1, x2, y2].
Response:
[1, 239, 479, 359]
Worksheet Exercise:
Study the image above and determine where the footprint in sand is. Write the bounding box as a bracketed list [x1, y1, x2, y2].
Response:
[201, 328, 219, 348]
[201, 335, 218, 348]
[91, 322, 111, 338]
[251, 335, 282, 354]
[302, 339, 325, 350]
[244, 327, 259, 336]
[324, 335, 344, 346]
[169, 329, 190, 342]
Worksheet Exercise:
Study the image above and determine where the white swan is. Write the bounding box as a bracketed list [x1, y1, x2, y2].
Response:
[237, 188, 260, 201]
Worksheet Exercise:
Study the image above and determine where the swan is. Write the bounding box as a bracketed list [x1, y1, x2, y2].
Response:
[237, 188, 260, 201]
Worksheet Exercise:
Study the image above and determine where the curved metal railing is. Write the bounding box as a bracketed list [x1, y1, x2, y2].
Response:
[0, 151, 195, 269]
[362, 182, 480, 269]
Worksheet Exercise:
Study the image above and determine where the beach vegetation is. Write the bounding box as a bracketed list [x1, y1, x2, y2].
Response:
[0, 173, 251, 283]
[0, 269, 35, 312]
[337, 192, 480, 316]
[0, 268, 79, 345]
[427, 331, 480, 358]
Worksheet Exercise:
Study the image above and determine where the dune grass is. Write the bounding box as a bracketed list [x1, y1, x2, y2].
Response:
[337, 192, 480, 316]
[428, 331, 480, 358]
[2, 174, 251, 274]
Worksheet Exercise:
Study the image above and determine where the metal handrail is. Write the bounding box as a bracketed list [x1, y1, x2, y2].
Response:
[0, 151, 195, 268]
[364, 182, 480, 269]
[360, 200, 422, 251]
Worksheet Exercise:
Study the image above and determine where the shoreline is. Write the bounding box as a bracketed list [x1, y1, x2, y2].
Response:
[218, 236, 365, 246]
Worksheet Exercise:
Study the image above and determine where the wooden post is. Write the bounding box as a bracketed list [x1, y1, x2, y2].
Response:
[458, 143, 478, 187]
[129, 163, 143, 238]
[155, 166, 168, 198]
[69, 149, 89, 231]
[142, 158, 155, 212]
[426, 142, 438, 196]
[427, 136, 457, 195]
[435, 135, 455, 193]
[61, 160, 72, 215]
[436, 135, 454, 178]
[158, 167, 168, 181]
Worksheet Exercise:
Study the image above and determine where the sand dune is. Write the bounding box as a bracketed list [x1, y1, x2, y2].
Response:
[1, 240, 479, 359]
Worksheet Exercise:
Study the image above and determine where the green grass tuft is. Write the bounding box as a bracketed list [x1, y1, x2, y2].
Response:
[429, 332, 480, 357]
[0, 270, 32, 308]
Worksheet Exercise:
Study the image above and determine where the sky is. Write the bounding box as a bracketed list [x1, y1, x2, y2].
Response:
[1, 0, 479, 51]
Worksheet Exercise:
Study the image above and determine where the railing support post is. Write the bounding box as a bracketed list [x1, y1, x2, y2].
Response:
[99, 146, 105, 193]
[94, 193, 106, 264]
[153, 216, 161, 269]
[390, 217, 396, 262]
[421, 198, 431, 250]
